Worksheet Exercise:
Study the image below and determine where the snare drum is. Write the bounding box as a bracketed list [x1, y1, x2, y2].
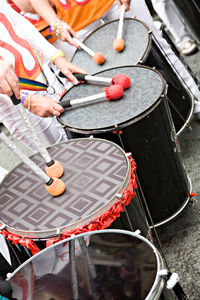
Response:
[71, 18, 193, 135]
[0, 138, 150, 257]
[58, 65, 192, 227]
[7, 229, 171, 300]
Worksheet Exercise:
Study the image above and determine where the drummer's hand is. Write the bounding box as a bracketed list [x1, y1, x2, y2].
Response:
[0, 60, 21, 99]
[59, 23, 80, 49]
[117, 0, 131, 11]
[23, 94, 64, 117]
[54, 56, 87, 85]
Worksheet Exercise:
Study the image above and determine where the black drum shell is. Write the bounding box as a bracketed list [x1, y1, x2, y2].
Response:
[71, 18, 193, 135]
[59, 65, 191, 226]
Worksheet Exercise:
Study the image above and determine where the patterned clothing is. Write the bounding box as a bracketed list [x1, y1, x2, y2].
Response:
[0, 1, 67, 152]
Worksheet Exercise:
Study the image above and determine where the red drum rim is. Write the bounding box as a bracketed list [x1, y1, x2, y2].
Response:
[0, 138, 138, 255]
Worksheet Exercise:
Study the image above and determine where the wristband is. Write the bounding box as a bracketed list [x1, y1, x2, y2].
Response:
[28, 94, 32, 111]
[50, 49, 66, 64]
[21, 91, 28, 105]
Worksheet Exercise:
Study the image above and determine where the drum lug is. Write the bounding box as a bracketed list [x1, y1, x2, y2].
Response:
[125, 152, 132, 158]
[89, 135, 94, 139]
[158, 269, 169, 277]
[166, 273, 179, 289]
[134, 229, 141, 235]
[0, 223, 6, 230]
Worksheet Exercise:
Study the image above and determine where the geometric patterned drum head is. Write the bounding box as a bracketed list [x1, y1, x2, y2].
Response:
[59, 66, 165, 131]
[71, 18, 151, 74]
[0, 138, 130, 238]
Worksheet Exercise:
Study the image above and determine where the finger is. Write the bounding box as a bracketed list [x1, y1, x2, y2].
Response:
[6, 71, 20, 99]
[54, 102, 65, 114]
[66, 34, 80, 48]
[123, 0, 130, 10]
[69, 64, 87, 75]
[62, 70, 79, 85]
[0, 79, 14, 97]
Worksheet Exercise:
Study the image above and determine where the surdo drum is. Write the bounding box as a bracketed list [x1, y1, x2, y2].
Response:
[58, 65, 192, 227]
[71, 18, 193, 135]
[7, 229, 172, 300]
[0, 138, 150, 256]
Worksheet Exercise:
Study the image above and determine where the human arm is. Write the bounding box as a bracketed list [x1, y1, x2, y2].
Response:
[23, 93, 64, 118]
[29, 0, 79, 48]
[3, 1, 85, 84]
[117, 0, 131, 11]
[0, 59, 20, 99]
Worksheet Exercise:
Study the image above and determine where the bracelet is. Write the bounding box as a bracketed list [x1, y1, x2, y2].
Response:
[21, 91, 28, 105]
[50, 18, 68, 39]
[28, 94, 32, 111]
[50, 49, 66, 64]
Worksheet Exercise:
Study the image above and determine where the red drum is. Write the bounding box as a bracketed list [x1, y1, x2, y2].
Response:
[0, 138, 150, 258]
[71, 18, 193, 135]
[7, 229, 172, 300]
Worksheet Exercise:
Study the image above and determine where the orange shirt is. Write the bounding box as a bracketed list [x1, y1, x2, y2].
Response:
[52, 0, 115, 32]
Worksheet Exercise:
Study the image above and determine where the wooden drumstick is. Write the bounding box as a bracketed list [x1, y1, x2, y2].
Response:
[59, 85, 123, 108]
[113, 4, 125, 52]
[59, 72, 131, 90]
[73, 37, 105, 65]
[10, 95, 64, 178]
[0, 127, 65, 196]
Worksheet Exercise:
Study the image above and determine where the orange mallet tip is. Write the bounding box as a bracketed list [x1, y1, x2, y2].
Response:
[46, 177, 66, 196]
[45, 160, 64, 178]
[113, 38, 125, 52]
[92, 52, 105, 65]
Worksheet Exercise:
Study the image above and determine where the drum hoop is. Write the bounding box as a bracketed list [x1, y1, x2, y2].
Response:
[58, 65, 166, 133]
[7, 229, 164, 300]
[0, 138, 136, 239]
[71, 17, 152, 66]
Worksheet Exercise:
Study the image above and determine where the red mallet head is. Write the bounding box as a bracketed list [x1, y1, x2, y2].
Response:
[113, 38, 125, 52]
[45, 160, 64, 178]
[111, 73, 131, 90]
[92, 52, 105, 65]
[103, 85, 123, 100]
[46, 177, 66, 196]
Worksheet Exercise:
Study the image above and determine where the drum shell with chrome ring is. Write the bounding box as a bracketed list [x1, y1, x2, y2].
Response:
[7, 229, 173, 300]
[0, 137, 150, 263]
[58, 65, 191, 227]
[71, 17, 193, 135]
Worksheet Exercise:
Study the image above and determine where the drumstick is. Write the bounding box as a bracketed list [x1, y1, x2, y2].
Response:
[113, 4, 125, 52]
[59, 85, 123, 108]
[10, 95, 64, 178]
[73, 37, 105, 65]
[59, 72, 131, 90]
[0, 127, 65, 196]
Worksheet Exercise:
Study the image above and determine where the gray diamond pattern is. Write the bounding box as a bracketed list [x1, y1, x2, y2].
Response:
[0, 139, 128, 234]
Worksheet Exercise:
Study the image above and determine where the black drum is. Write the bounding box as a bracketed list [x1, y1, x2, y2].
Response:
[7, 229, 172, 299]
[58, 65, 191, 227]
[71, 18, 193, 135]
[0, 138, 150, 258]
[172, 0, 200, 43]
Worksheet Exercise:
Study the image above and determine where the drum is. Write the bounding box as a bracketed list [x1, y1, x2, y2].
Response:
[172, 0, 200, 43]
[7, 229, 172, 300]
[58, 65, 192, 227]
[0, 138, 150, 257]
[71, 18, 193, 135]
